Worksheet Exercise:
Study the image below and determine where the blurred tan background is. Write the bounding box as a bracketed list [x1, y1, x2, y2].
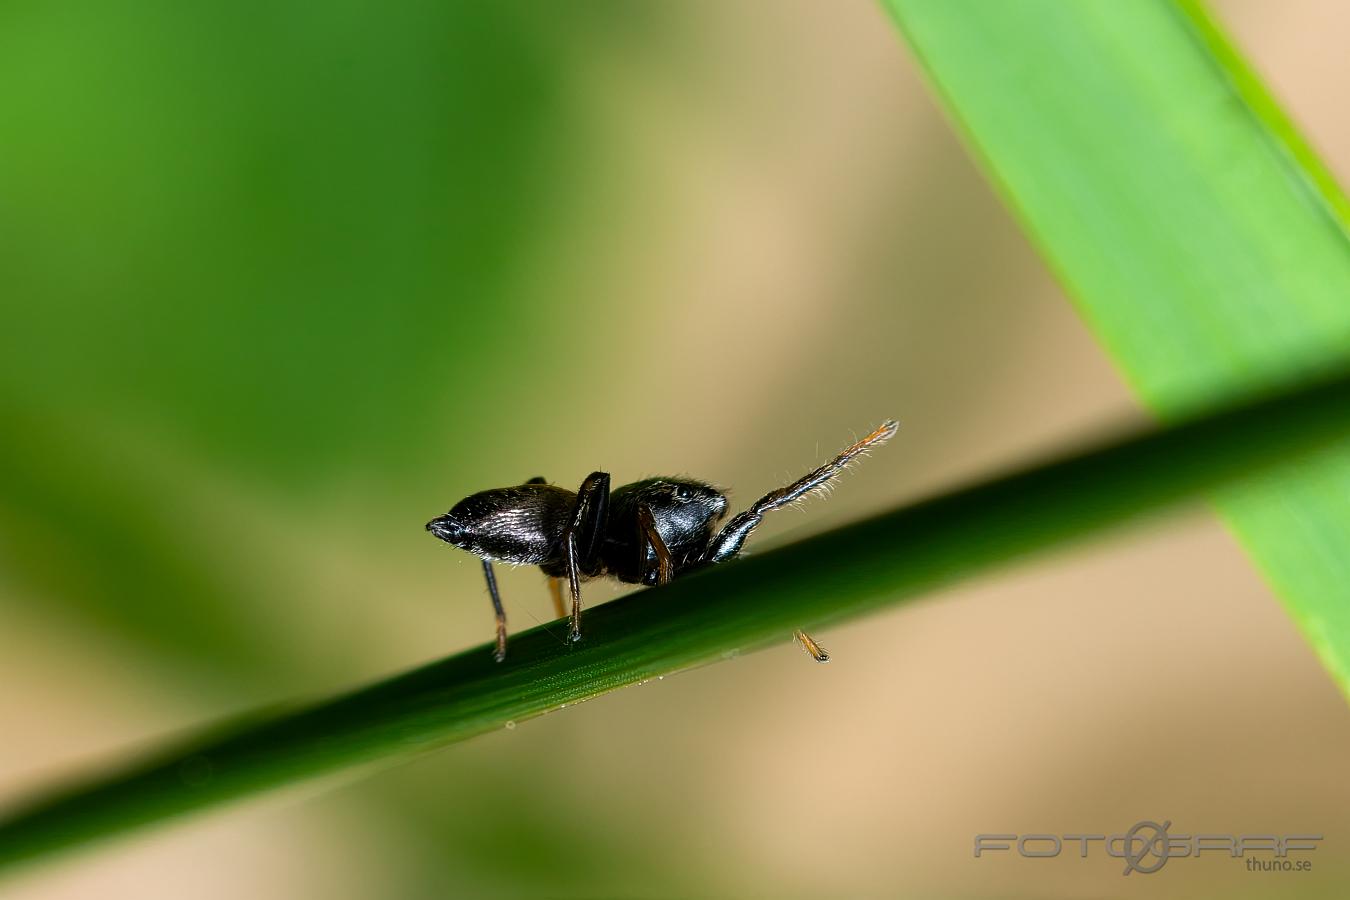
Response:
[1, 1, 1347, 897]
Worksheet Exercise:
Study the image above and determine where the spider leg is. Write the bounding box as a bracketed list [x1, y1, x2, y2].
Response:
[702, 419, 898, 565]
[793, 629, 829, 663]
[637, 503, 674, 586]
[481, 560, 508, 663]
[560, 471, 610, 641]
[563, 532, 582, 641]
[701, 420, 896, 664]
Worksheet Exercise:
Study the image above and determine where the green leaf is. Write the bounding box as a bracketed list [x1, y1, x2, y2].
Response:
[1, 372, 1348, 872]
[883, 0, 1350, 695]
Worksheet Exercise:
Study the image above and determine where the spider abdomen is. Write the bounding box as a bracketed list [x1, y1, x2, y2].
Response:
[429, 484, 574, 565]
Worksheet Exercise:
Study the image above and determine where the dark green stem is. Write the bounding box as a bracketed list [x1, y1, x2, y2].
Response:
[3, 370, 1349, 873]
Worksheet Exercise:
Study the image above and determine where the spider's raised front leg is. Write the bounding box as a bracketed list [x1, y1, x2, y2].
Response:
[702, 420, 898, 564]
[700, 420, 898, 663]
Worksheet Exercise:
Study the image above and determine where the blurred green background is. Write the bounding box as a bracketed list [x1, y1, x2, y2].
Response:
[2, 1, 1348, 897]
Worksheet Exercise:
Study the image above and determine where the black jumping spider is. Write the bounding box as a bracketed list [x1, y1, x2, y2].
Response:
[427, 420, 898, 662]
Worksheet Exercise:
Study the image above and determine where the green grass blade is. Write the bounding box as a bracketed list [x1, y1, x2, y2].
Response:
[2, 371, 1349, 873]
[883, 0, 1350, 695]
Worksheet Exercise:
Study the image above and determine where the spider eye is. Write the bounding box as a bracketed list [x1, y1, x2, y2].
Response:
[673, 486, 694, 502]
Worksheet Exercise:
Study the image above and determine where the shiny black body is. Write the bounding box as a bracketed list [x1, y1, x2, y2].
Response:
[428, 476, 729, 584]
[427, 420, 898, 661]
